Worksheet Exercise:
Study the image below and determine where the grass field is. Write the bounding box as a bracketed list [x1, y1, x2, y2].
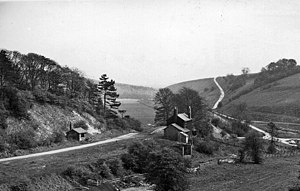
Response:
[167, 78, 220, 108]
[0, 134, 145, 184]
[118, 99, 155, 126]
[189, 156, 300, 191]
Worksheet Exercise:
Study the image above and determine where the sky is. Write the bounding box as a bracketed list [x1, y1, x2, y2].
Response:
[1, 0, 300, 88]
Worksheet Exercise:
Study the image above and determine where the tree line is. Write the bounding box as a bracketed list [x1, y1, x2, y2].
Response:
[0, 49, 122, 119]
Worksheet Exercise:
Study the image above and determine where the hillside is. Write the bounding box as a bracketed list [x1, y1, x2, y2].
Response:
[167, 78, 220, 108]
[115, 83, 157, 100]
[218, 71, 300, 123]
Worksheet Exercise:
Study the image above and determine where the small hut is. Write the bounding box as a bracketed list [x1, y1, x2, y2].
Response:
[66, 123, 87, 141]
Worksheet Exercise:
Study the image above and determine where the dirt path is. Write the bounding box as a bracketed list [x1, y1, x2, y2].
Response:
[0, 133, 138, 163]
[212, 77, 225, 109]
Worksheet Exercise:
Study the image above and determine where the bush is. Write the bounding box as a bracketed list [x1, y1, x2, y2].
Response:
[9, 130, 37, 150]
[211, 118, 220, 127]
[124, 117, 143, 132]
[62, 165, 93, 185]
[121, 140, 159, 173]
[243, 131, 263, 164]
[2, 87, 29, 119]
[33, 88, 49, 104]
[107, 117, 142, 132]
[94, 159, 113, 179]
[195, 141, 215, 155]
[146, 148, 189, 191]
[231, 121, 250, 137]
[289, 184, 300, 191]
[73, 120, 89, 130]
[52, 131, 65, 143]
[121, 153, 138, 171]
[267, 143, 276, 154]
[107, 158, 124, 177]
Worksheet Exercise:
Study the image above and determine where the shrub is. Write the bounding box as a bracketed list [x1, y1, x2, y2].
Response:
[2, 87, 29, 119]
[267, 144, 276, 154]
[243, 131, 263, 164]
[9, 130, 37, 150]
[33, 88, 49, 104]
[211, 118, 220, 127]
[289, 184, 300, 191]
[107, 158, 124, 177]
[0, 102, 8, 130]
[146, 148, 189, 191]
[73, 120, 89, 130]
[121, 153, 138, 171]
[121, 140, 159, 173]
[124, 117, 142, 132]
[0, 130, 7, 152]
[231, 121, 250, 137]
[95, 159, 113, 179]
[52, 131, 65, 143]
[62, 165, 93, 185]
[195, 141, 215, 155]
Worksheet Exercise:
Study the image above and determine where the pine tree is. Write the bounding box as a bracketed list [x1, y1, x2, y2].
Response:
[97, 74, 121, 118]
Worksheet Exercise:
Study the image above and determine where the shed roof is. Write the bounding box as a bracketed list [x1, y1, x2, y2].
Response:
[71, 127, 87, 134]
[168, 123, 190, 133]
[177, 113, 192, 122]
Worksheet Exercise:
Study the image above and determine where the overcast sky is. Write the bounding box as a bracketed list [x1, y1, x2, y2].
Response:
[1, 0, 300, 88]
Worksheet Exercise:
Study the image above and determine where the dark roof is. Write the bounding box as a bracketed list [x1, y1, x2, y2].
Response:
[70, 127, 87, 134]
[177, 113, 192, 122]
[167, 123, 190, 133]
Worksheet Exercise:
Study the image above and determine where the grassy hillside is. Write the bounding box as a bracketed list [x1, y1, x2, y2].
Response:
[167, 78, 220, 108]
[218, 73, 300, 123]
[115, 83, 157, 100]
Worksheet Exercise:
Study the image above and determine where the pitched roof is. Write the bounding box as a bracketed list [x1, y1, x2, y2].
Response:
[168, 123, 190, 133]
[71, 127, 87, 134]
[177, 113, 192, 122]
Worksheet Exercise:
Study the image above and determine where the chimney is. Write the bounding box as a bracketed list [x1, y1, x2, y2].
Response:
[189, 106, 192, 119]
[173, 107, 178, 123]
[69, 121, 73, 131]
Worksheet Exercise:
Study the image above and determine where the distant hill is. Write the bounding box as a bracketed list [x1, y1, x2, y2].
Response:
[115, 83, 157, 100]
[167, 78, 220, 108]
[90, 78, 157, 100]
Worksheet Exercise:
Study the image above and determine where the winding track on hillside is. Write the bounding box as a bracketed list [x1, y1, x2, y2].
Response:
[212, 77, 225, 110]
[212, 77, 300, 146]
[0, 133, 138, 163]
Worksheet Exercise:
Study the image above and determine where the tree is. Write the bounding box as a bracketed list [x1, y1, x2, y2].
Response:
[0, 50, 19, 89]
[145, 148, 189, 191]
[118, 109, 126, 119]
[243, 131, 263, 164]
[97, 74, 121, 118]
[267, 122, 278, 153]
[175, 87, 207, 118]
[234, 102, 248, 120]
[154, 88, 175, 125]
[241, 67, 250, 75]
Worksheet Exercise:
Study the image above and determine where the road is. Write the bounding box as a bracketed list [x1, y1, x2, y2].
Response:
[0, 133, 138, 163]
[212, 77, 225, 109]
[212, 77, 299, 147]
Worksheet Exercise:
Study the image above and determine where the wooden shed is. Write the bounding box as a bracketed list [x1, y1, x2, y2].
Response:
[66, 127, 87, 141]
